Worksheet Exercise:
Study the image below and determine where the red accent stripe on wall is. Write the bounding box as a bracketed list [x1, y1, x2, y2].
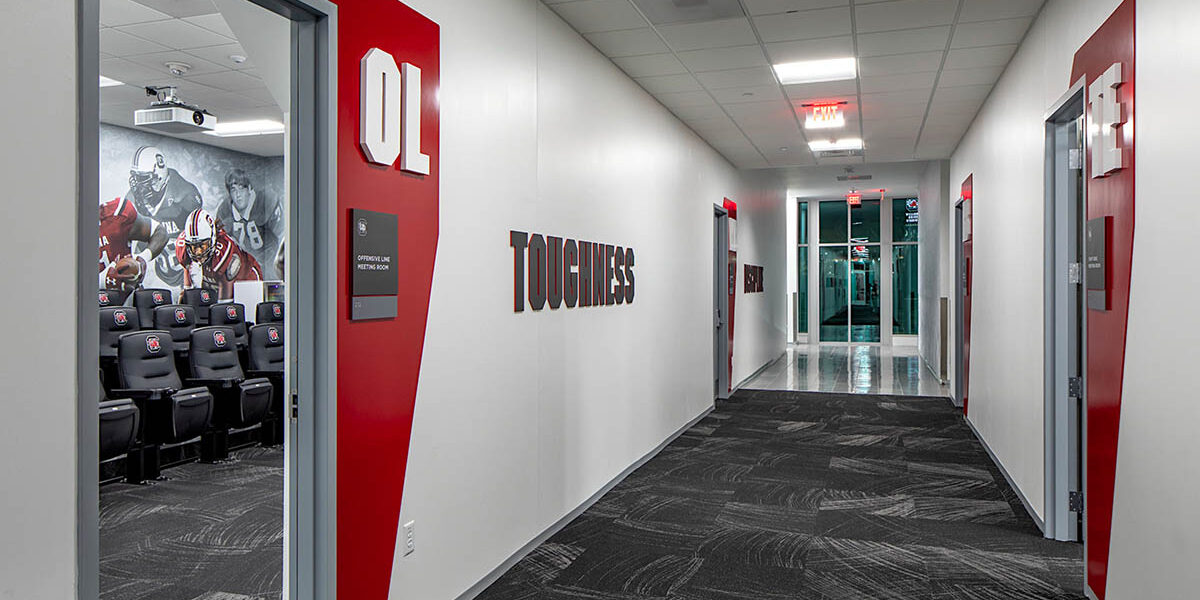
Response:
[1070, 2, 1135, 597]
[333, 2, 440, 598]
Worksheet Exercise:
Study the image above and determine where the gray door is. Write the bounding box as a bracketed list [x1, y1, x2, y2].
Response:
[714, 208, 730, 400]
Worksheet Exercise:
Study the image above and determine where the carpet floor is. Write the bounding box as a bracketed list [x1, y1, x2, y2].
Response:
[99, 446, 284, 600]
[477, 389, 1085, 600]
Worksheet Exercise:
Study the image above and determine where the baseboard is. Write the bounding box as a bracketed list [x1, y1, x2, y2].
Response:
[964, 416, 1045, 532]
[454, 404, 716, 600]
[732, 350, 787, 392]
[920, 353, 949, 386]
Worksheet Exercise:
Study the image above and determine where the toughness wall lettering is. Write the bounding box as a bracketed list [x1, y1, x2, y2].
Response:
[510, 230, 634, 312]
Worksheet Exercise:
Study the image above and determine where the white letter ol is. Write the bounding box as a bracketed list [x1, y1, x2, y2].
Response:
[360, 48, 431, 175]
[1088, 62, 1125, 179]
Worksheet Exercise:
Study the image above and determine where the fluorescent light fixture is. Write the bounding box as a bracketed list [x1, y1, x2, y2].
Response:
[774, 57, 857, 85]
[99, 75, 124, 88]
[204, 119, 285, 138]
[809, 138, 863, 152]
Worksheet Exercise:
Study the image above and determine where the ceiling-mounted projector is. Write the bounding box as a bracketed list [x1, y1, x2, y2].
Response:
[134, 86, 217, 133]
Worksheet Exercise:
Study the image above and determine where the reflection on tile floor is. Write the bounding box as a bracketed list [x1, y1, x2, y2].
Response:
[743, 344, 951, 398]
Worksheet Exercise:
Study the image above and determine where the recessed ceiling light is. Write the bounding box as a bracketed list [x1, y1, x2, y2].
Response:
[774, 57, 857, 86]
[204, 119, 285, 137]
[809, 138, 864, 152]
[780, 146, 789, 152]
[230, 54, 247, 64]
[99, 75, 124, 88]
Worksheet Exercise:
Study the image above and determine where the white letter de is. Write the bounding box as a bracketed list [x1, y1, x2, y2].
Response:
[361, 48, 402, 166]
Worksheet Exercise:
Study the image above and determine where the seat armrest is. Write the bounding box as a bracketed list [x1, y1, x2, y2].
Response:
[110, 388, 173, 400]
[186, 377, 242, 389]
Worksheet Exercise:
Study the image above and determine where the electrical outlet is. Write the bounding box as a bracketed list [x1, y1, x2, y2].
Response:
[403, 521, 415, 556]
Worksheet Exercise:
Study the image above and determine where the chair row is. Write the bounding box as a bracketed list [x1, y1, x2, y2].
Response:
[99, 324, 285, 483]
[100, 287, 284, 328]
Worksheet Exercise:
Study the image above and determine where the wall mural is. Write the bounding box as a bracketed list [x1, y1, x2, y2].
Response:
[99, 124, 285, 301]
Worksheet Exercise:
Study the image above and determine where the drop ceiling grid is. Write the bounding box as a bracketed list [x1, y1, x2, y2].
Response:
[547, 0, 1046, 170]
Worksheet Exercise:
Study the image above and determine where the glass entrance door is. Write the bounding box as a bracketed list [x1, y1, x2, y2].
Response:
[818, 200, 883, 343]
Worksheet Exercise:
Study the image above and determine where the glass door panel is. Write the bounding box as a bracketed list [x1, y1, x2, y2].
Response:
[797, 252, 808, 333]
[819, 246, 849, 341]
[893, 245, 918, 335]
[850, 199, 881, 243]
[849, 245, 881, 342]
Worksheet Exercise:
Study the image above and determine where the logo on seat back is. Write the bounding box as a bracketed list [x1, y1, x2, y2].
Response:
[152, 291, 164, 304]
[146, 335, 162, 354]
[213, 330, 227, 348]
[272, 305, 282, 318]
[174, 308, 188, 323]
[268, 327, 281, 344]
[99, 291, 110, 305]
[226, 305, 238, 321]
[113, 310, 128, 327]
[201, 290, 211, 302]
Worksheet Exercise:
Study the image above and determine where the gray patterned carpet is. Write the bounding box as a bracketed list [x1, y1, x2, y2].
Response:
[478, 390, 1085, 600]
[100, 446, 284, 600]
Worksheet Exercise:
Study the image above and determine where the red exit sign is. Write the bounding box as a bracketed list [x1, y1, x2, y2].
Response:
[846, 193, 862, 207]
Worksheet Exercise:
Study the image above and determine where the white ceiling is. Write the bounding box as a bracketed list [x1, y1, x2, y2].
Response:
[786, 160, 927, 199]
[99, 0, 287, 156]
[546, 0, 1044, 174]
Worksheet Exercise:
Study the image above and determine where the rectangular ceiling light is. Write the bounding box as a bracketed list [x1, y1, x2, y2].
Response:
[774, 57, 857, 86]
[204, 119, 286, 137]
[809, 138, 863, 152]
[99, 75, 124, 88]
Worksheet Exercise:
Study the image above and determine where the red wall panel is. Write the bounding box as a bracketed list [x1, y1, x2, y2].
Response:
[331, 2, 440, 598]
[1070, 2, 1135, 597]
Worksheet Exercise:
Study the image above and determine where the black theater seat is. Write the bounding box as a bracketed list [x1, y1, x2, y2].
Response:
[188, 326, 273, 458]
[99, 289, 127, 307]
[181, 288, 218, 326]
[248, 323, 285, 445]
[153, 305, 196, 355]
[209, 303, 249, 349]
[99, 374, 139, 466]
[132, 288, 172, 329]
[256, 301, 284, 325]
[99, 306, 139, 392]
[113, 331, 213, 479]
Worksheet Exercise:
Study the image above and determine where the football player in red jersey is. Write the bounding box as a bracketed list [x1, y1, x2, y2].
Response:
[177, 209, 264, 299]
[98, 196, 168, 293]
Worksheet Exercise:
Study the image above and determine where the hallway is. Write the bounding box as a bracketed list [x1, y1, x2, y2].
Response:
[478, 389, 1083, 599]
[744, 345, 951, 397]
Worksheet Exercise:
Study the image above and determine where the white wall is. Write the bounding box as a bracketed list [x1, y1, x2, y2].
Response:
[949, 0, 1121, 520]
[0, 3, 80, 599]
[1105, 0, 1200, 596]
[386, 2, 785, 599]
[732, 184, 788, 385]
[917, 160, 949, 379]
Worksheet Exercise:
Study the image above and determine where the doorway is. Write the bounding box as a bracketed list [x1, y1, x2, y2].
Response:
[714, 206, 730, 400]
[79, 0, 336, 598]
[817, 200, 882, 343]
[1044, 83, 1087, 543]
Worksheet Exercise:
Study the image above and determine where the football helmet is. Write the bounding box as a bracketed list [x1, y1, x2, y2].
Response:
[182, 209, 219, 264]
[129, 146, 169, 205]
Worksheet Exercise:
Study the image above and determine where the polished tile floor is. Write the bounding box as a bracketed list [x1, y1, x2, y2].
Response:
[743, 344, 951, 398]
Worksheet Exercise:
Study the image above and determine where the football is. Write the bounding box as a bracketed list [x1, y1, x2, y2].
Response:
[105, 255, 147, 291]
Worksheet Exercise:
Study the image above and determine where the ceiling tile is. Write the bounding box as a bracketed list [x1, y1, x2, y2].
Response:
[551, 0, 647, 33]
[117, 19, 234, 50]
[864, 116, 923, 136]
[854, 0, 957, 33]
[100, 28, 171, 56]
[677, 45, 769, 71]
[182, 13, 236, 38]
[658, 17, 758, 52]
[931, 83, 992, 103]
[959, 0, 1044, 23]
[858, 51, 945, 77]
[783, 79, 858, 102]
[584, 28, 670, 57]
[951, 17, 1034, 49]
[100, 57, 170, 86]
[635, 73, 703, 94]
[130, 0, 217, 18]
[928, 96, 985, 117]
[123, 50, 230, 79]
[753, 6, 851, 43]
[764, 36, 854, 64]
[724, 99, 794, 119]
[695, 67, 777, 90]
[184, 43, 253, 71]
[942, 44, 1017, 70]
[937, 65, 1005, 88]
[857, 26, 951, 57]
[656, 89, 720, 108]
[860, 100, 928, 120]
[711, 84, 785, 104]
[611, 53, 689, 77]
[630, 0, 747, 26]
[101, 0, 170, 27]
[860, 71, 936, 94]
[742, 0, 849, 15]
[668, 101, 729, 121]
[182, 69, 264, 92]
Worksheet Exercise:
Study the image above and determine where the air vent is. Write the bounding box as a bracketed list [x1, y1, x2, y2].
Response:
[837, 174, 873, 182]
[631, 0, 746, 25]
[816, 149, 864, 159]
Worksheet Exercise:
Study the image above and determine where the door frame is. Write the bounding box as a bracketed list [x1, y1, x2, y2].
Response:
[75, 0, 339, 597]
[1043, 79, 1088, 543]
[714, 206, 731, 400]
[953, 200, 964, 408]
